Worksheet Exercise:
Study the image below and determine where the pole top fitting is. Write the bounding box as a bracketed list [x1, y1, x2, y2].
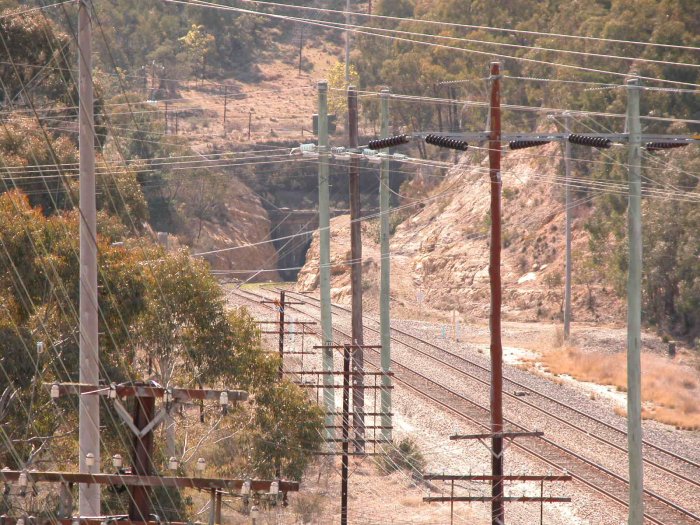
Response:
[317, 80, 328, 89]
[348, 84, 357, 91]
[380, 88, 391, 95]
[626, 77, 641, 87]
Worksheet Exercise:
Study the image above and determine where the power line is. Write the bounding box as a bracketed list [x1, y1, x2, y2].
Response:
[232, 0, 700, 53]
[0, 0, 73, 19]
[170, 0, 700, 88]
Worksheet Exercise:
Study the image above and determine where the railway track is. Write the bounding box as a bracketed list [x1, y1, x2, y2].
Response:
[288, 290, 700, 487]
[228, 285, 700, 525]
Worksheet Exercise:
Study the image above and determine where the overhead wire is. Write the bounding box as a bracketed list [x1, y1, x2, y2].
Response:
[0, 13, 183, 524]
[4, 2, 213, 517]
[169, 0, 700, 89]
[231, 0, 700, 53]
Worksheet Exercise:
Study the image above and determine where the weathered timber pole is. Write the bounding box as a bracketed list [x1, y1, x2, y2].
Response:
[340, 344, 351, 525]
[488, 61, 504, 525]
[129, 395, 155, 521]
[347, 85, 365, 453]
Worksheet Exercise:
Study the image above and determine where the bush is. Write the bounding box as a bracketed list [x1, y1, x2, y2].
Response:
[375, 437, 426, 476]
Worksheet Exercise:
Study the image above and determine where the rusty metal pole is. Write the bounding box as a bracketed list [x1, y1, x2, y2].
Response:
[488, 61, 505, 525]
[129, 395, 155, 521]
[347, 85, 365, 453]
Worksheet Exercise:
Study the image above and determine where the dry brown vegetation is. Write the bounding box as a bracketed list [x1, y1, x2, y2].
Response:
[542, 347, 700, 430]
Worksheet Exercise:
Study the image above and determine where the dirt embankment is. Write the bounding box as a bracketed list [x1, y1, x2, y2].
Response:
[297, 143, 624, 324]
[186, 175, 281, 282]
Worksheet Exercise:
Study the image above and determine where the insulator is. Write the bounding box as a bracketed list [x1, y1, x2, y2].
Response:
[298, 143, 316, 152]
[645, 141, 689, 152]
[568, 134, 612, 149]
[367, 134, 410, 150]
[509, 140, 551, 150]
[424, 134, 469, 151]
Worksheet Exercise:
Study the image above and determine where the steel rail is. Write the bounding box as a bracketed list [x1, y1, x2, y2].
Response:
[288, 289, 700, 473]
[229, 286, 700, 524]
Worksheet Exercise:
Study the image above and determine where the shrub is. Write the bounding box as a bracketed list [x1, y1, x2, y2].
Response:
[375, 437, 426, 476]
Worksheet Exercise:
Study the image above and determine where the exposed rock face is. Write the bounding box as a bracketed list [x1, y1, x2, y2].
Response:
[297, 144, 623, 323]
[186, 177, 280, 282]
[297, 214, 380, 305]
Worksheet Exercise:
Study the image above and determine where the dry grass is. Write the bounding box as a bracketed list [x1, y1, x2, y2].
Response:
[542, 347, 700, 430]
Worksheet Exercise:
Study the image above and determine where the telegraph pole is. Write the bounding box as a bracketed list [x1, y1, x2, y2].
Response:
[488, 61, 504, 525]
[626, 77, 644, 525]
[317, 81, 336, 438]
[223, 85, 228, 130]
[278, 290, 285, 380]
[344, 0, 351, 82]
[563, 113, 573, 340]
[340, 344, 351, 525]
[347, 85, 365, 452]
[367, 73, 696, 525]
[78, 0, 100, 516]
[379, 89, 392, 442]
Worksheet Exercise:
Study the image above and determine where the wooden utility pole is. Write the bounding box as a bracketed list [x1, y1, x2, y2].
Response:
[626, 77, 644, 525]
[43, 383, 295, 523]
[488, 61, 504, 525]
[344, 0, 351, 82]
[278, 291, 286, 380]
[78, 0, 100, 516]
[223, 85, 228, 129]
[347, 85, 365, 453]
[164, 101, 169, 134]
[298, 27, 304, 77]
[130, 395, 155, 521]
[340, 344, 351, 525]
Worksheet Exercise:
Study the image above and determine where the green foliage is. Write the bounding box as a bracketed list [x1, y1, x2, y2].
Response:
[250, 380, 324, 480]
[355, 0, 700, 133]
[0, 112, 148, 227]
[327, 61, 361, 116]
[585, 148, 700, 338]
[0, 189, 323, 492]
[0, 116, 78, 214]
[0, 9, 75, 105]
[375, 437, 426, 475]
[179, 24, 215, 80]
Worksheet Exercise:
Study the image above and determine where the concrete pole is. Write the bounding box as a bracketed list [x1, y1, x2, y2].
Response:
[78, 0, 100, 516]
[488, 61, 504, 525]
[625, 78, 644, 525]
[348, 86, 365, 453]
[379, 89, 392, 442]
[317, 81, 336, 439]
[563, 113, 573, 340]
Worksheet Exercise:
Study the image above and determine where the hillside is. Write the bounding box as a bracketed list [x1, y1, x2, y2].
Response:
[297, 143, 625, 324]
